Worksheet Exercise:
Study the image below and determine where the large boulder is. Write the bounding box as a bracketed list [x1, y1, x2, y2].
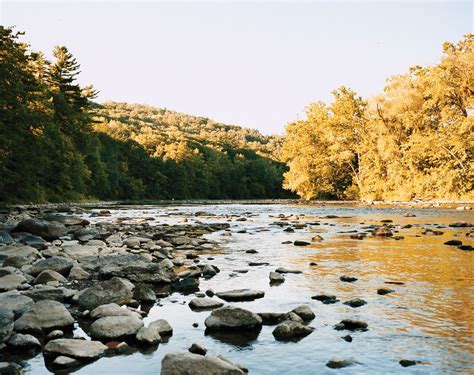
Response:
[42, 215, 90, 227]
[205, 306, 262, 332]
[34, 270, 67, 285]
[0, 273, 27, 292]
[44, 338, 107, 360]
[0, 245, 40, 263]
[147, 319, 173, 336]
[89, 315, 143, 340]
[216, 289, 265, 302]
[29, 257, 74, 277]
[14, 300, 74, 334]
[77, 277, 133, 310]
[0, 291, 34, 318]
[0, 307, 14, 343]
[161, 352, 246, 375]
[13, 219, 68, 241]
[61, 245, 99, 260]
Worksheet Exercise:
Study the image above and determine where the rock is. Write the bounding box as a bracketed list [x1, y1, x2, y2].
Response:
[172, 277, 200, 293]
[133, 284, 156, 302]
[145, 319, 173, 337]
[205, 306, 262, 332]
[275, 267, 302, 274]
[326, 359, 355, 369]
[78, 277, 133, 310]
[272, 321, 314, 341]
[248, 262, 269, 266]
[377, 288, 395, 295]
[342, 335, 353, 342]
[136, 325, 161, 345]
[189, 298, 224, 311]
[258, 312, 302, 325]
[44, 338, 108, 359]
[47, 330, 64, 340]
[0, 362, 22, 374]
[161, 352, 246, 375]
[18, 234, 48, 249]
[340, 275, 358, 282]
[269, 272, 285, 284]
[374, 227, 393, 237]
[29, 257, 74, 277]
[311, 235, 324, 242]
[34, 270, 67, 285]
[311, 294, 338, 304]
[291, 305, 315, 321]
[13, 219, 68, 241]
[52, 355, 81, 369]
[0, 231, 14, 245]
[245, 249, 258, 254]
[0, 274, 27, 292]
[22, 285, 69, 302]
[89, 303, 141, 320]
[189, 343, 207, 356]
[14, 300, 74, 334]
[205, 289, 215, 297]
[43, 214, 90, 227]
[6, 333, 41, 351]
[3, 255, 34, 268]
[101, 261, 177, 284]
[334, 319, 368, 331]
[89, 315, 144, 340]
[0, 307, 14, 343]
[201, 265, 219, 278]
[68, 265, 90, 280]
[293, 240, 310, 246]
[449, 221, 471, 228]
[0, 245, 40, 263]
[216, 289, 264, 302]
[62, 244, 99, 259]
[444, 240, 462, 246]
[459, 245, 473, 251]
[0, 291, 33, 318]
[399, 359, 418, 367]
[343, 298, 367, 308]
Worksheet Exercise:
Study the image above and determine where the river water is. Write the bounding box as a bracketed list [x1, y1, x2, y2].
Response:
[27, 203, 473, 374]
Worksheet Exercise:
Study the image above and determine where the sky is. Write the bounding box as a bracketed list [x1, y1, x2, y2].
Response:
[1, 1, 472, 134]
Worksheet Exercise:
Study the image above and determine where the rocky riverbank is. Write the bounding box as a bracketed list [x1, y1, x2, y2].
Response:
[0, 204, 472, 374]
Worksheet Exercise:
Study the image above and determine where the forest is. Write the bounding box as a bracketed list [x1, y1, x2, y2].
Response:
[0, 27, 290, 203]
[0, 27, 472, 203]
[282, 34, 473, 201]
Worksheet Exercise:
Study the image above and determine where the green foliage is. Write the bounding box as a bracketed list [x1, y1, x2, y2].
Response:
[0, 27, 291, 203]
[282, 34, 474, 201]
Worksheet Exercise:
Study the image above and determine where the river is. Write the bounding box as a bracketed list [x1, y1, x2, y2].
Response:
[26, 203, 473, 374]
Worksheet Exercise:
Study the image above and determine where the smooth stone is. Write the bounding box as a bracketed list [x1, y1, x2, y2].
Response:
[13, 219, 68, 241]
[0, 307, 14, 343]
[29, 257, 74, 277]
[44, 338, 108, 359]
[147, 319, 173, 336]
[293, 240, 310, 246]
[14, 300, 74, 334]
[6, 333, 41, 351]
[258, 312, 302, 325]
[34, 270, 67, 285]
[399, 359, 418, 367]
[326, 358, 355, 369]
[189, 298, 224, 311]
[334, 319, 368, 331]
[377, 288, 395, 295]
[89, 316, 144, 340]
[161, 352, 246, 375]
[133, 284, 156, 302]
[136, 325, 162, 345]
[272, 321, 314, 341]
[275, 267, 302, 274]
[205, 306, 262, 332]
[216, 289, 264, 302]
[0, 274, 27, 292]
[444, 240, 462, 246]
[311, 294, 338, 304]
[52, 355, 81, 369]
[269, 272, 285, 284]
[0, 291, 33, 318]
[340, 275, 358, 282]
[89, 303, 141, 320]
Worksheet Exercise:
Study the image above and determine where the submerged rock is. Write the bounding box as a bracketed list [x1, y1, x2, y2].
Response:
[311, 294, 338, 304]
[293, 240, 310, 246]
[340, 276, 358, 283]
[377, 288, 395, 295]
[189, 298, 224, 311]
[343, 298, 367, 308]
[334, 319, 368, 332]
[326, 358, 355, 369]
[161, 352, 246, 375]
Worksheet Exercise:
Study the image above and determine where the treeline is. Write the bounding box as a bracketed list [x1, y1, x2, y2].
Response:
[0, 27, 291, 203]
[282, 35, 474, 201]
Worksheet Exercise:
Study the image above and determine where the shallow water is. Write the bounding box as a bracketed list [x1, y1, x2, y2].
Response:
[25, 203, 474, 374]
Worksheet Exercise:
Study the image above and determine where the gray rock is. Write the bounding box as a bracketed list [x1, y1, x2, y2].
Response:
[18, 234, 48, 250]
[62, 244, 99, 260]
[189, 298, 224, 311]
[68, 266, 90, 280]
[0, 291, 33, 318]
[343, 298, 367, 308]
[77, 277, 133, 310]
[136, 325, 161, 345]
[161, 352, 245, 375]
[14, 300, 74, 334]
[205, 306, 262, 332]
[29, 257, 74, 277]
[258, 312, 303, 325]
[0, 245, 40, 263]
[0, 231, 14, 245]
[133, 284, 156, 302]
[44, 338, 107, 359]
[89, 315, 143, 340]
[6, 333, 41, 350]
[99, 260, 177, 284]
[22, 286, 67, 302]
[52, 355, 81, 369]
[216, 289, 264, 302]
[188, 343, 207, 356]
[89, 303, 141, 320]
[334, 319, 368, 331]
[13, 219, 68, 241]
[42, 215, 89, 227]
[34, 270, 67, 285]
[275, 267, 302, 274]
[47, 330, 64, 340]
[269, 272, 285, 284]
[3, 255, 33, 268]
[0, 274, 27, 292]
[148, 319, 173, 336]
[0, 307, 14, 343]
[272, 321, 314, 341]
[326, 358, 355, 369]
[291, 305, 315, 321]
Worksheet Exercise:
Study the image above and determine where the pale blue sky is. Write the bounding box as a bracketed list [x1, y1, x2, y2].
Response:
[2, 1, 472, 134]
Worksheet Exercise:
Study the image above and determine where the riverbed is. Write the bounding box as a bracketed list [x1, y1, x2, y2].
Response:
[18, 203, 474, 374]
